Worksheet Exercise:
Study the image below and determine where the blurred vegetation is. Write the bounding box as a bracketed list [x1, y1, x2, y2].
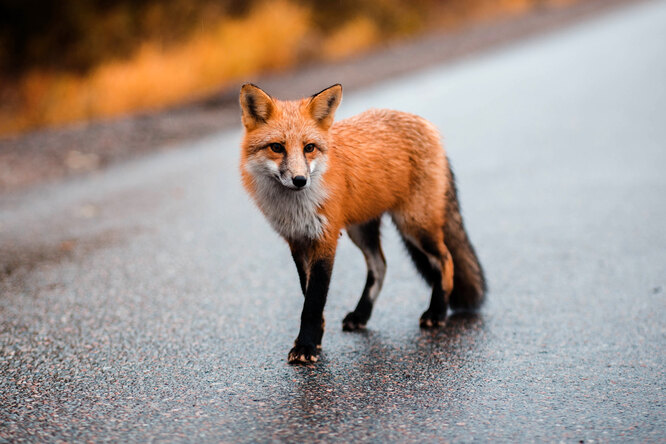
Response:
[0, 0, 564, 135]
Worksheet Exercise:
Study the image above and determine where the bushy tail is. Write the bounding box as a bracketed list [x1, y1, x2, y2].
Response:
[444, 164, 486, 311]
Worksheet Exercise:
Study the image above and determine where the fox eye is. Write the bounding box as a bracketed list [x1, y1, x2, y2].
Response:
[304, 143, 316, 153]
[269, 143, 284, 153]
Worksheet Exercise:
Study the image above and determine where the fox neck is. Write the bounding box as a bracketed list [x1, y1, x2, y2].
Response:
[248, 159, 329, 241]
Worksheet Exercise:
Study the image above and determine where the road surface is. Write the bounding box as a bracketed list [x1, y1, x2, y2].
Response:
[1, 1, 665, 441]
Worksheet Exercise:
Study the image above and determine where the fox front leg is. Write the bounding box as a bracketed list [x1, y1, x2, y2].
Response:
[287, 243, 335, 365]
[342, 219, 386, 331]
[290, 246, 309, 296]
[290, 243, 325, 348]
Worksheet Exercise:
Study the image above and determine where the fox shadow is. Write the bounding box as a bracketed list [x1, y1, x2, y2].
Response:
[269, 311, 487, 439]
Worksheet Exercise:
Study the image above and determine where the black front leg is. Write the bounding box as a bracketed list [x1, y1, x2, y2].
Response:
[288, 257, 333, 364]
[290, 248, 308, 296]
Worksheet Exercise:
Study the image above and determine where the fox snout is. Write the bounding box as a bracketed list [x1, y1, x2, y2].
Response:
[278, 169, 310, 190]
[277, 156, 311, 190]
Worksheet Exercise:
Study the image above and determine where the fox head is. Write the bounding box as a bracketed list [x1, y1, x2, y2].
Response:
[239, 83, 342, 191]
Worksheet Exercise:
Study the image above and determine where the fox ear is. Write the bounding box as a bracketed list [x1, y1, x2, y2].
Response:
[240, 83, 275, 129]
[307, 84, 342, 130]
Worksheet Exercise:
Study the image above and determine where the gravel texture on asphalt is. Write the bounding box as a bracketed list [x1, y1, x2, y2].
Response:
[1, 0, 665, 441]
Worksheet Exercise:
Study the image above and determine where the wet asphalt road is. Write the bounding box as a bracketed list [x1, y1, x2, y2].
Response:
[1, 1, 665, 442]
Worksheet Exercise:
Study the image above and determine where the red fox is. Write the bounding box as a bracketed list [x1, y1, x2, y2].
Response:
[239, 83, 485, 364]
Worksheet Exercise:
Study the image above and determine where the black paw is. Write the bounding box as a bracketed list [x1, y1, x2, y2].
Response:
[288, 343, 319, 364]
[342, 311, 367, 331]
[419, 309, 447, 329]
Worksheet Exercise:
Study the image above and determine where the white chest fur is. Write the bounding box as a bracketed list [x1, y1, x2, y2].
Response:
[246, 162, 328, 240]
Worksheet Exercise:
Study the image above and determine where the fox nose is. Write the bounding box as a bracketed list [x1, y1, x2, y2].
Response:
[292, 176, 307, 188]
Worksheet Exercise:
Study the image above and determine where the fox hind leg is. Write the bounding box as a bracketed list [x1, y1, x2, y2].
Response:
[342, 218, 386, 331]
[398, 228, 454, 329]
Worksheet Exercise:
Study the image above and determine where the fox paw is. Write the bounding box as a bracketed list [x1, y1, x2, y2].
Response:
[288, 343, 319, 364]
[342, 312, 367, 331]
[419, 309, 447, 329]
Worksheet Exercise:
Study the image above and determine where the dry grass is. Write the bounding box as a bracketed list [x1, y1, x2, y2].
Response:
[0, 1, 310, 134]
[323, 17, 381, 61]
[0, 0, 575, 136]
[429, 0, 535, 29]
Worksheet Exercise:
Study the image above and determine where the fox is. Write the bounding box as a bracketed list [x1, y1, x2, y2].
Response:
[239, 83, 485, 364]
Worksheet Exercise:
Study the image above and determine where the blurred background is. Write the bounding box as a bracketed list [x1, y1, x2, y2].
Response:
[0, 0, 572, 136]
